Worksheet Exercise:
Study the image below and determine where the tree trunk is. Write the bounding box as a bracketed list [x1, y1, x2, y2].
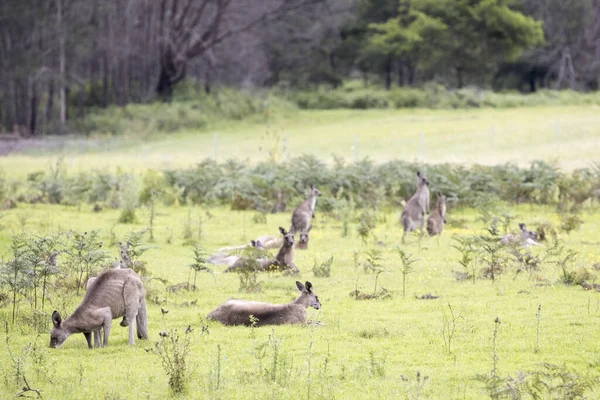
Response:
[528, 71, 536, 92]
[57, 0, 67, 132]
[103, 53, 109, 107]
[456, 67, 464, 88]
[384, 58, 392, 90]
[156, 64, 174, 102]
[46, 81, 55, 123]
[156, 50, 187, 102]
[29, 82, 38, 136]
[398, 64, 405, 87]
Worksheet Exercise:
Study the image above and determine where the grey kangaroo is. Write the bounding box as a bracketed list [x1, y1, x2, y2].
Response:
[295, 225, 312, 250]
[427, 192, 447, 236]
[207, 281, 320, 326]
[290, 185, 321, 234]
[50, 268, 148, 349]
[500, 223, 541, 247]
[401, 171, 430, 243]
[224, 227, 298, 274]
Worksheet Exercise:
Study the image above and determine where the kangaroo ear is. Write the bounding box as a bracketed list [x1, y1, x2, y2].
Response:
[310, 184, 314, 190]
[52, 311, 62, 328]
[256, 240, 263, 247]
[296, 281, 305, 292]
[279, 227, 286, 235]
[416, 171, 421, 178]
[250, 240, 256, 247]
[305, 281, 313, 292]
[519, 223, 525, 231]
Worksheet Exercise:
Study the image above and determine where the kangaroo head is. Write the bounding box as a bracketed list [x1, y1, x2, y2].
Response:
[296, 281, 320, 310]
[310, 185, 321, 197]
[416, 171, 429, 187]
[118, 242, 132, 269]
[250, 239, 265, 249]
[279, 227, 295, 247]
[50, 311, 69, 349]
[299, 225, 312, 244]
[519, 223, 538, 240]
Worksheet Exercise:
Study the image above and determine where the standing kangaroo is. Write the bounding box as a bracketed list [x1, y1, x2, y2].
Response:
[207, 281, 320, 326]
[401, 171, 430, 243]
[290, 185, 321, 234]
[427, 192, 447, 236]
[50, 268, 148, 349]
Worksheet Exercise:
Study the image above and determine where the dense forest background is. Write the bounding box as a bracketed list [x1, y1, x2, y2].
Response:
[1, 0, 600, 135]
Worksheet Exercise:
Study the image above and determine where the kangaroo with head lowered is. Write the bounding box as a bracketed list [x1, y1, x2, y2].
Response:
[401, 171, 430, 243]
[51, 268, 148, 349]
[427, 192, 447, 236]
[290, 185, 321, 234]
[207, 281, 320, 326]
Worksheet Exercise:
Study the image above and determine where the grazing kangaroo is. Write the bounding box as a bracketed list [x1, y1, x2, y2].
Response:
[290, 185, 321, 234]
[400, 171, 430, 243]
[50, 268, 148, 349]
[295, 225, 312, 250]
[427, 193, 447, 236]
[500, 223, 541, 247]
[207, 281, 320, 326]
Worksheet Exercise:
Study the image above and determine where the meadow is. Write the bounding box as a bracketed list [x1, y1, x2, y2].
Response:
[2, 104, 600, 176]
[0, 104, 599, 399]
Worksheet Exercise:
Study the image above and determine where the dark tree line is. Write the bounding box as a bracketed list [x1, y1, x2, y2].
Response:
[1, 0, 599, 136]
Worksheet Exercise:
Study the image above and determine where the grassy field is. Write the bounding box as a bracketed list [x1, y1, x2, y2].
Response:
[0, 202, 599, 399]
[2, 105, 600, 176]
[0, 104, 599, 399]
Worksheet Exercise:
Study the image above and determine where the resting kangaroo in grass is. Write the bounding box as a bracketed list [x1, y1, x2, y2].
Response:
[500, 223, 541, 247]
[224, 227, 298, 274]
[290, 185, 321, 234]
[401, 171, 430, 243]
[427, 193, 447, 236]
[207, 281, 320, 326]
[50, 268, 148, 349]
[210, 240, 264, 266]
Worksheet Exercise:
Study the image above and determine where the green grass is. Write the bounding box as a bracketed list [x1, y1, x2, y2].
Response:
[2, 105, 600, 177]
[0, 203, 599, 399]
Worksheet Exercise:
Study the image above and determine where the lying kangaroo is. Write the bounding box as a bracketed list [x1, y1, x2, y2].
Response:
[500, 223, 541, 247]
[295, 225, 312, 250]
[225, 227, 298, 274]
[50, 268, 148, 349]
[290, 185, 321, 234]
[401, 171, 430, 243]
[427, 193, 447, 236]
[255, 235, 283, 250]
[210, 240, 264, 266]
[207, 281, 320, 326]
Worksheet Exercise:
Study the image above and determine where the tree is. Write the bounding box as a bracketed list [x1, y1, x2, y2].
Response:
[409, 0, 544, 87]
[153, 0, 327, 100]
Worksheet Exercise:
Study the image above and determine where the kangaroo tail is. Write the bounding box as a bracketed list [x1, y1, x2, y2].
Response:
[136, 297, 149, 340]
